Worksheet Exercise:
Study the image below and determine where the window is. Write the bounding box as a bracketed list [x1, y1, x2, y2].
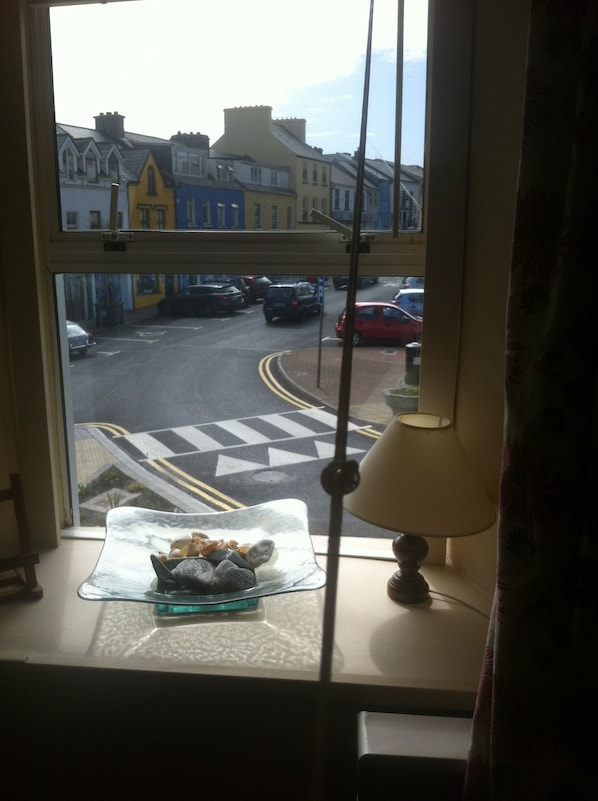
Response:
[65, 211, 78, 229]
[147, 166, 156, 195]
[333, 188, 340, 210]
[189, 153, 201, 175]
[156, 207, 165, 230]
[89, 210, 101, 229]
[136, 274, 159, 294]
[139, 207, 150, 228]
[201, 199, 210, 228]
[108, 154, 119, 181]
[231, 203, 239, 229]
[271, 170, 279, 187]
[86, 155, 98, 183]
[250, 166, 262, 183]
[29, 0, 451, 546]
[186, 197, 195, 227]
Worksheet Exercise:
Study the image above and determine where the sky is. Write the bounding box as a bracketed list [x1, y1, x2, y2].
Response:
[50, 0, 428, 165]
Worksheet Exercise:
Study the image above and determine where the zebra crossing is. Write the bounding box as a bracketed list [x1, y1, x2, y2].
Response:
[115, 407, 368, 476]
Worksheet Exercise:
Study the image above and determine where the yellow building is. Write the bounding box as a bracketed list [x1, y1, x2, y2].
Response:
[122, 149, 175, 310]
[212, 106, 329, 228]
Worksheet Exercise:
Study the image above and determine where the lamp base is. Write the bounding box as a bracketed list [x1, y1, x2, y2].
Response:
[387, 533, 430, 604]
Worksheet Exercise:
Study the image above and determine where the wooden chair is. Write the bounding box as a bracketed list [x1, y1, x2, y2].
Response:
[0, 473, 43, 601]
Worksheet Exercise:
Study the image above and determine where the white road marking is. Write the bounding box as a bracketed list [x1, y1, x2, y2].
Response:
[124, 432, 175, 458]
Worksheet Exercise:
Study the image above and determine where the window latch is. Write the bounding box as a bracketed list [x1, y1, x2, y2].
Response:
[309, 208, 372, 253]
[101, 183, 135, 250]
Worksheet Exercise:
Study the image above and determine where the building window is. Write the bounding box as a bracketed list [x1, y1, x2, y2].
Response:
[65, 211, 78, 229]
[302, 162, 308, 182]
[189, 153, 201, 175]
[139, 207, 150, 229]
[344, 190, 350, 211]
[254, 203, 261, 228]
[186, 197, 195, 228]
[231, 203, 239, 229]
[108, 154, 119, 182]
[202, 200, 211, 228]
[64, 149, 76, 180]
[271, 170, 279, 187]
[89, 210, 101, 229]
[86, 156, 98, 183]
[175, 151, 189, 173]
[156, 208, 166, 230]
[302, 196, 308, 223]
[136, 274, 159, 295]
[271, 205, 278, 229]
[312, 165, 318, 184]
[147, 166, 157, 195]
[251, 166, 262, 183]
[217, 202, 225, 228]
[322, 167, 327, 186]
[333, 189, 340, 210]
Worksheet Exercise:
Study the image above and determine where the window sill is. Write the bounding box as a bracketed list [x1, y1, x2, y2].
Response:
[0, 536, 490, 710]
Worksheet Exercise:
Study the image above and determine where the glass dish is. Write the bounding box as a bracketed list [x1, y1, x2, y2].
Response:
[78, 499, 326, 605]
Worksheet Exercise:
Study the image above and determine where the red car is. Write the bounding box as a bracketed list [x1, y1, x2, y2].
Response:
[335, 302, 422, 346]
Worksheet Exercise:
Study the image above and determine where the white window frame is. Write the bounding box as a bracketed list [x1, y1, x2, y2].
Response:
[18, 0, 475, 550]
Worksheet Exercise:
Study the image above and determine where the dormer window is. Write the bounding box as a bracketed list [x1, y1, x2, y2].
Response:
[64, 149, 76, 180]
[86, 156, 98, 183]
[108, 154, 119, 182]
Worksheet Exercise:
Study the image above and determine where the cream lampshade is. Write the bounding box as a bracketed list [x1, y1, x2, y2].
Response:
[344, 413, 496, 603]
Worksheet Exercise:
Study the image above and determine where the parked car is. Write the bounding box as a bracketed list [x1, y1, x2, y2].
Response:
[225, 276, 250, 306]
[263, 281, 321, 322]
[335, 302, 422, 346]
[67, 320, 95, 357]
[333, 275, 379, 290]
[391, 288, 425, 317]
[400, 275, 425, 289]
[240, 275, 272, 303]
[158, 283, 244, 317]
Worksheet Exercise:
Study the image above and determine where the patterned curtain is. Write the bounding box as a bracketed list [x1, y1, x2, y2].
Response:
[464, 2, 598, 799]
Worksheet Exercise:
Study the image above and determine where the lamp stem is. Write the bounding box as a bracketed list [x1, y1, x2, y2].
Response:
[387, 534, 431, 603]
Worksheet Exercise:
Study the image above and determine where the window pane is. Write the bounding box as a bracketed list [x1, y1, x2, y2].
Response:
[61, 273, 423, 534]
[49, 0, 427, 234]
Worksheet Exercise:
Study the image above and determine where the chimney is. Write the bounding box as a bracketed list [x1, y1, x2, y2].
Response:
[223, 105, 273, 135]
[276, 117, 306, 143]
[170, 132, 210, 149]
[94, 111, 126, 139]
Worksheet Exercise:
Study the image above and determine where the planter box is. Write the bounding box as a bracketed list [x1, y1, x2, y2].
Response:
[383, 387, 419, 414]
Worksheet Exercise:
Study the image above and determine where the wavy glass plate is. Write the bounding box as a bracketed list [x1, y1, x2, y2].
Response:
[78, 499, 326, 605]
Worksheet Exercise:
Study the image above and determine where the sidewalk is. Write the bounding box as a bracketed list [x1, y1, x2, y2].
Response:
[279, 345, 405, 427]
[75, 346, 405, 504]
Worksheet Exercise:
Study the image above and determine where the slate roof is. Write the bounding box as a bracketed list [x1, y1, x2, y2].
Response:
[271, 122, 327, 161]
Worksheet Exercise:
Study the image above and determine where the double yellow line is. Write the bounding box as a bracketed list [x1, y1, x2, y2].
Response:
[84, 421, 244, 511]
[83, 351, 380, 511]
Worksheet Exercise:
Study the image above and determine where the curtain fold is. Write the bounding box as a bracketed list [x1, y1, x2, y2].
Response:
[464, 2, 598, 798]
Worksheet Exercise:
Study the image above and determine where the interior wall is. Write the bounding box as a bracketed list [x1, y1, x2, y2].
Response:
[449, 0, 531, 589]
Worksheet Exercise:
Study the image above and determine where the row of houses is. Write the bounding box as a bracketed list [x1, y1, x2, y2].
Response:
[57, 105, 423, 325]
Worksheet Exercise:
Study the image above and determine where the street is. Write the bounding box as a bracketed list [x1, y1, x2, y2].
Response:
[68, 277, 406, 537]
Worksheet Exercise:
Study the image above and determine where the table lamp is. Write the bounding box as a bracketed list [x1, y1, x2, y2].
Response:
[344, 413, 496, 603]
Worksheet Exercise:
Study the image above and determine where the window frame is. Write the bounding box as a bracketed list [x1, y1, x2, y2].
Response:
[18, 0, 475, 550]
